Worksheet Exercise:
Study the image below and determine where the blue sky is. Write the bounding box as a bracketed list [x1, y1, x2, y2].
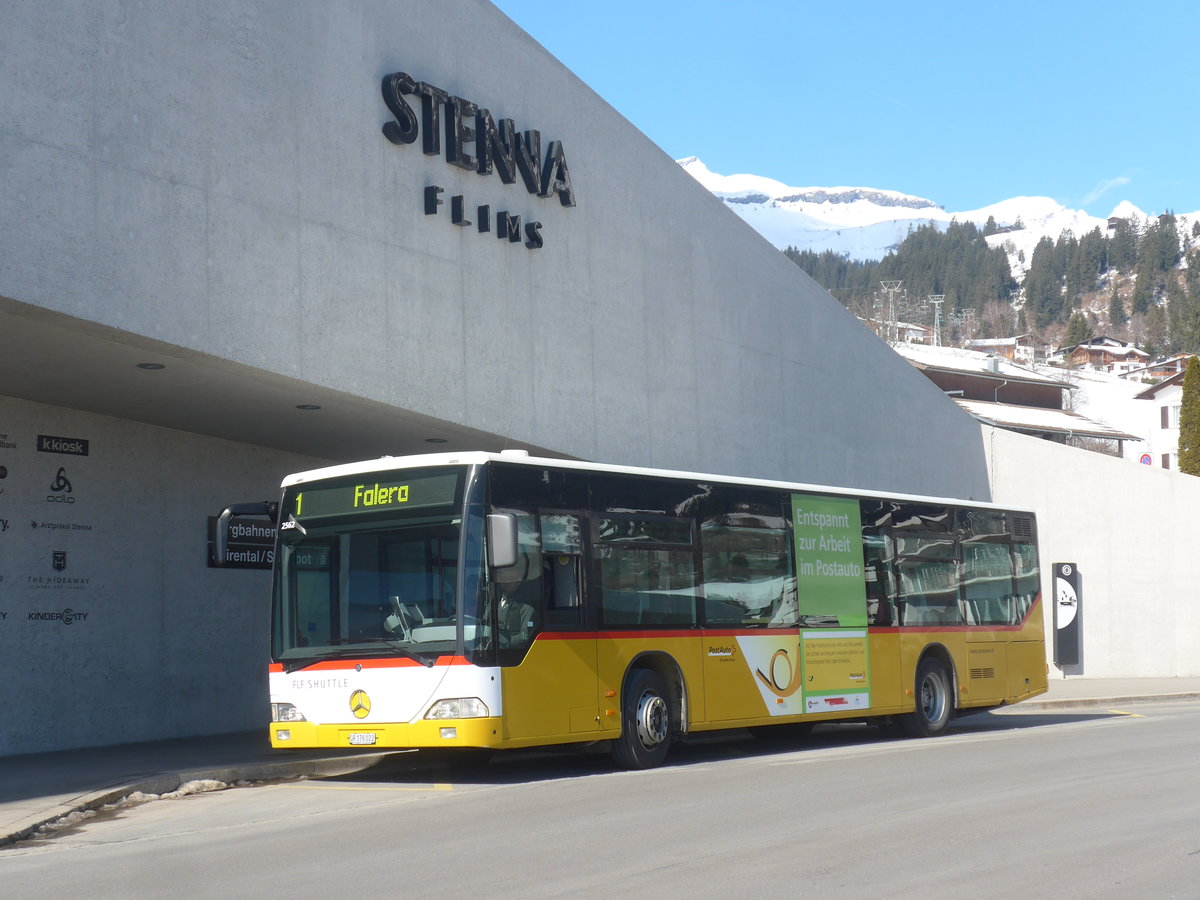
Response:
[492, 1, 1199, 217]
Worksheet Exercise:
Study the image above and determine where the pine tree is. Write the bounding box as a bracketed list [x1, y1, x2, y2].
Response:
[1108, 217, 1140, 272]
[1165, 277, 1196, 353]
[1178, 356, 1200, 475]
[1187, 249, 1200, 306]
[1064, 312, 1093, 347]
[1025, 237, 1063, 327]
[1144, 305, 1168, 357]
[1108, 284, 1126, 330]
[1132, 267, 1159, 316]
[1074, 228, 1107, 294]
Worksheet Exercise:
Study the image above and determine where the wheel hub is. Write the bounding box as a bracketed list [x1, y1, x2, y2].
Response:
[635, 691, 669, 749]
[920, 673, 945, 721]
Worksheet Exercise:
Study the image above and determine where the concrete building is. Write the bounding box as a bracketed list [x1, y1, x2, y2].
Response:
[0, 1, 989, 756]
[1, 2, 1195, 757]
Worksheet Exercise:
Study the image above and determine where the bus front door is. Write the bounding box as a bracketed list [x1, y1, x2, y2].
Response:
[499, 542, 601, 744]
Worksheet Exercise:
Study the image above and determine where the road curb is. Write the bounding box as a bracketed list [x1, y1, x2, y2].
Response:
[1014, 692, 1200, 711]
[0, 751, 402, 849]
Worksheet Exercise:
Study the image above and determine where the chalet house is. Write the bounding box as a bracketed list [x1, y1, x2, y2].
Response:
[894, 344, 1141, 450]
[964, 334, 1038, 365]
[1059, 336, 1149, 374]
[1121, 354, 1195, 382]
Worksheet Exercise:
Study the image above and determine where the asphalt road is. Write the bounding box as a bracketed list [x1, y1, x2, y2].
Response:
[3, 703, 1198, 899]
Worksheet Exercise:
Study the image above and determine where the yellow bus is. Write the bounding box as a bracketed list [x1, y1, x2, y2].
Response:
[220, 450, 1046, 768]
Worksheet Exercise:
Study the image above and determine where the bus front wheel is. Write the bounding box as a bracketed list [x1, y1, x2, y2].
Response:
[899, 657, 952, 738]
[612, 669, 672, 769]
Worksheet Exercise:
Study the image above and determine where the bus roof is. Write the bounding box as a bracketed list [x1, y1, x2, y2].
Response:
[281, 450, 1032, 514]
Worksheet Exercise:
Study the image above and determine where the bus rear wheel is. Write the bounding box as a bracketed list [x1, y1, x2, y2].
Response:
[612, 669, 672, 769]
[899, 657, 952, 738]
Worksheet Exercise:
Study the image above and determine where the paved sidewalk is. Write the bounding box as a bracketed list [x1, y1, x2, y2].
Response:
[0, 731, 406, 849]
[3, 676, 1199, 848]
[1022, 676, 1200, 709]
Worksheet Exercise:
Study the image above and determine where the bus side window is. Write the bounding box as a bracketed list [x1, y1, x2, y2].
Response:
[594, 515, 697, 628]
[961, 539, 1014, 625]
[540, 513, 582, 628]
[700, 523, 790, 627]
[493, 509, 544, 663]
[862, 532, 895, 626]
[1012, 541, 1040, 624]
[888, 503, 961, 627]
[896, 557, 961, 625]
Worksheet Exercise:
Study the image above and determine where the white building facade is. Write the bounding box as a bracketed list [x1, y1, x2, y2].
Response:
[1135, 376, 1184, 469]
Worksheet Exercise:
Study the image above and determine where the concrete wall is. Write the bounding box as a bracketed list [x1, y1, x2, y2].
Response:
[0, 0, 991, 498]
[0, 396, 324, 755]
[985, 425, 1200, 678]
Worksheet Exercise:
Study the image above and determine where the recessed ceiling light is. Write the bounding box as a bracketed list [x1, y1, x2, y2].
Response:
[136, 362, 166, 370]
[425, 437, 448, 443]
[296, 404, 322, 411]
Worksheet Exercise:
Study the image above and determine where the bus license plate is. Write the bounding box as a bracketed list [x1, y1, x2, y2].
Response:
[348, 733, 377, 746]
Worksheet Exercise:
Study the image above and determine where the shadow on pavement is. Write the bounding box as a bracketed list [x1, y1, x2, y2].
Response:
[323, 707, 1121, 787]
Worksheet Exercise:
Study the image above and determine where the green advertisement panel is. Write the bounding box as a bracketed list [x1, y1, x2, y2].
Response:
[791, 493, 868, 627]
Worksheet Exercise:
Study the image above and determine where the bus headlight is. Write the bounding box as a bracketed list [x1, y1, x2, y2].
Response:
[425, 698, 489, 719]
[272, 702, 307, 722]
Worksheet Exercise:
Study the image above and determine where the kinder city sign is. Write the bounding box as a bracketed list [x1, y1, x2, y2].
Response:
[380, 71, 575, 250]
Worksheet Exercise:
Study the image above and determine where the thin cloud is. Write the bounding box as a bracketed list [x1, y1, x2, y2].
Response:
[1081, 176, 1131, 208]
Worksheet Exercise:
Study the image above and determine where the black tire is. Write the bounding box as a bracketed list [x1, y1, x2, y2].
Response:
[748, 722, 814, 742]
[899, 657, 952, 738]
[612, 669, 673, 769]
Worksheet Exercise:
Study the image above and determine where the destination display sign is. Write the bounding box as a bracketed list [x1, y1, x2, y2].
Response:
[289, 470, 461, 520]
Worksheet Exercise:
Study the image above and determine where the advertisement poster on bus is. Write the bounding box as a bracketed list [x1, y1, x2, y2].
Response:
[800, 630, 870, 712]
[791, 493, 871, 711]
[735, 629, 871, 716]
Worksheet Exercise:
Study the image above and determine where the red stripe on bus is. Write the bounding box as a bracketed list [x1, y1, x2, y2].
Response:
[265, 594, 1042, 666]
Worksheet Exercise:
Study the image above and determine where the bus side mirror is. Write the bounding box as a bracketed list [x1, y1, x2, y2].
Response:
[487, 513, 519, 569]
[213, 501, 278, 567]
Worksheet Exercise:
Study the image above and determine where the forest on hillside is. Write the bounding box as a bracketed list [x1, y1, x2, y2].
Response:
[786, 215, 1200, 356]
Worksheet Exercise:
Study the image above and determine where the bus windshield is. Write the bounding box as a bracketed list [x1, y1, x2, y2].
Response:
[271, 468, 476, 668]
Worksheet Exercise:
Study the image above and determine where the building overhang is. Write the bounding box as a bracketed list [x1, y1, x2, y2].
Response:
[0, 296, 563, 462]
[955, 397, 1141, 442]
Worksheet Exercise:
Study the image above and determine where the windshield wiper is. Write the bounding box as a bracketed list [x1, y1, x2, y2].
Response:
[279, 639, 437, 672]
[322, 637, 437, 667]
[282, 657, 324, 674]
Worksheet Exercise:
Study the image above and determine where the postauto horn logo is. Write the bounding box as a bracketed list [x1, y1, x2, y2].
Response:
[349, 690, 372, 719]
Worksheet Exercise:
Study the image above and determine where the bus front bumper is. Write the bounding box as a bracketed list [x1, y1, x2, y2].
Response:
[270, 717, 503, 750]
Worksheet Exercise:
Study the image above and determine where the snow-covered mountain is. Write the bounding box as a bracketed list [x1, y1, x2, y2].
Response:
[679, 157, 1197, 278]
